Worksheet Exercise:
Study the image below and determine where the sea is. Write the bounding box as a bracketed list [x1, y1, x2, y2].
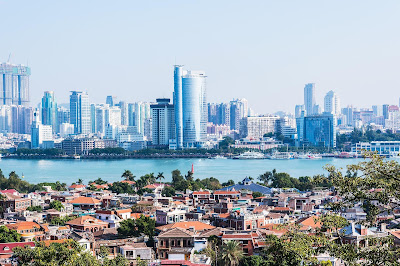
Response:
[0, 157, 380, 185]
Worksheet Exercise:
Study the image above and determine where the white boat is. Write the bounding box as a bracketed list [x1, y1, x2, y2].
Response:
[267, 152, 294, 160]
[233, 151, 265, 159]
[298, 153, 322, 159]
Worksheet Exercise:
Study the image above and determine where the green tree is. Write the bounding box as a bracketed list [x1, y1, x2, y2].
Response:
[109, 182, 135, 195]
[121, 170, 135, 181]
[240, 255, 266, 266]
[156, 172, 165, 182]
[0, 225, 21, 243]
[26, 205, 43, 212]
[162, 186, 176, 197]
[219, 241, 243, 266]
[117, 215, 155, 239]
[49, 200, 64, 211]
[252, 191, 264, 198]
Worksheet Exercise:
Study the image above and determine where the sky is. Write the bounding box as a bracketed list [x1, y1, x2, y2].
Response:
[1, 0, 399, 114]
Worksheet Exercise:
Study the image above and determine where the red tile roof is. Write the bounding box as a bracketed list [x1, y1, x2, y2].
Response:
[0, 242, 35, 254]
[70, 196, 101, 205]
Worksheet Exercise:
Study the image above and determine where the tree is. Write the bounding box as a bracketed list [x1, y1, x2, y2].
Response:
[77, 178, 83, 185]
[0, 225, 21, 243]
[252, 191, 263, 198]
[222, 180, 235, 187]
[156, 172, 165, 182]
[121, 170, 135, 181]
[219, 241, 243, 266]
[162, 186, 176, 197]
[26, 205, 43, 212]
[50, 215, 77, 226]
[240, 255, 266, 266]
[219, 136, 234, 150]
[94, 178, 108, 185]
[49, 200, 64, 211]
[117, 215, 155, 239]
[109, 182, 135, 195]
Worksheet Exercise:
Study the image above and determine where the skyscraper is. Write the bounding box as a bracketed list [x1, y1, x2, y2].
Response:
[295, 105, 305, 118]
[230, 98, 248, 130]
[106, 96, 116, 107]
[303, 113, 336, 148]
[151, 98, 175, 146]
[173, 65, 207, 148]
[70, 91, 90, 134]
[0, 62, 31, 106]
[324, 90, 340, 115]
[41, 91, 57, 133]
[304, 83, 316, 116]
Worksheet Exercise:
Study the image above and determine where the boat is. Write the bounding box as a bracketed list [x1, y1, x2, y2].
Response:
[233, 151, 265, 159]
[297, 153, 322, 159]
[208, 155, 227, 159]
[267, 152, 294, 160]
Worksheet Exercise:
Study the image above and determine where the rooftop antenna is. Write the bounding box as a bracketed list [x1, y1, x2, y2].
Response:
[7, 53, 11, 63]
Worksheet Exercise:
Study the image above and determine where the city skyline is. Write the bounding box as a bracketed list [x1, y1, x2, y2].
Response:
[2, 1, 400, 113]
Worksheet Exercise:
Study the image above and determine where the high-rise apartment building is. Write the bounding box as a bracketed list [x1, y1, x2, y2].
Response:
[304, 83, 316, 116]
[0, 63, 31, 106]
[150, 98, 175, 146]
[295, 105, 305, 118]
[41, 91, 57, 133]
[118, 101, 128, 125]
[240, 115, 280, 139]
[208, 103, 231, 126]
[173, 65, 207, 148]
[70, 91, 90, 134]
[324, 90, 340, 115]
[31, 111, 53, 148]
[11, 105, 33, 134]
[230, 98, 248, 130]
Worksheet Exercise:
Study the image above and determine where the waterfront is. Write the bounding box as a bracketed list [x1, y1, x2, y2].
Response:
[0, 157, 379, 184]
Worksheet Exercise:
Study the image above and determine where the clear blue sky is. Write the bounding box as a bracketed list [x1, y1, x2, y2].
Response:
[1, 0, 399, 113]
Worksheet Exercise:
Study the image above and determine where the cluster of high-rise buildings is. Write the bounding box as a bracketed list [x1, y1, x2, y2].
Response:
[2, 61, 400, 152]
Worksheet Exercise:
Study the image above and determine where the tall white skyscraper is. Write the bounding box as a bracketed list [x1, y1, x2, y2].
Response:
[324, 90, 341, 116]
[174, 65, 207, 149]
[151, 98, 175, 146]
[304, 83, 316, 116]
[70, 91, 90, 134]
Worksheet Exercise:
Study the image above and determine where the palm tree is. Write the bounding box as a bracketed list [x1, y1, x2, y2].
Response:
[77, 179, 83, 185]
[122, 170, 135, 181]
[219, 240, 243, 266]
[157, 172, 165, 183]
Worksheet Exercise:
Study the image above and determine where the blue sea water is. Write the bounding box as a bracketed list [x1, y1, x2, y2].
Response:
[0, 158, 375, 185]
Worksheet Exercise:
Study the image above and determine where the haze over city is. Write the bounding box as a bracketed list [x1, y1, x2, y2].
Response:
[2, 0, 400, 113]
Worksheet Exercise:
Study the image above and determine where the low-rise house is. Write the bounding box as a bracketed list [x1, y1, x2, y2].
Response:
[339, 222, 388, 247]
[0, 241, 35, 262]
[157, 227, 195, 261]
[66, 215, 109, 232]
[68, 184, 86, 191]
[6, 221, 48, 242]
[156, 208, 188, 225]
[69, 196, 102, 210]
[0, 191, 31, 212]
[119, 242, 154, 263]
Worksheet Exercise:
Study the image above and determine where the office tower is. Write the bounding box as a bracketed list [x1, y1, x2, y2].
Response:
[217, 103, 230, 126]
[11, 105, 33, 134]
[208, 103, 218, 124]
[324, 90, 340, 115]
[302, 113, 336, 148]
[118, 101, 128, 125]
[128, 103, 135, 126]
[304, 83, 316, 116]
[134, 102, 150, 135]
[31, 110, 53, 148]
[70, 91, 90, 134]
[0, 105, 12, 133]
[383, 104, 389, 120]
[241, 115, 280, 138]
[106, 96, 116, 106]
[342, 106, 354, 126]
[0, 62, 31, 106]
[41, 91, 57, 133]
[174, 66, 207, 148]
[230, 98, 248, 130]
[57, 107, 70, 133]
[295, 105, 305, 118]
[60, 123, 75, 137]
[150, 98, 175, 146]
[106, 106, 122, 127]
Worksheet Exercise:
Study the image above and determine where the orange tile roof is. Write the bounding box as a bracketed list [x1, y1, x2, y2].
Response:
[70, 196, 101, 205]
[173, 201, 184, 205]
[120, 180, 135, 185]
[116, 209, 132, 214]
[69, 184, 86, 189]
[193, 191, 211, 195]
[214, 191, 240, 195]
[43, 239, 68, 246]
[66, 215, 108, 226]
[156, 221, 216, 231]
[296, 216, 322, 230]
[6, 221, 44, 231]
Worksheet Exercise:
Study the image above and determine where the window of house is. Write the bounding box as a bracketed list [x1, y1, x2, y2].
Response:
[177, 240, 181, 246]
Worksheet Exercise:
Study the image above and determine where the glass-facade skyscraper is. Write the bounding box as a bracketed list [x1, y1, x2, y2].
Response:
[303, 113, 336, 148]
[0, 62, 31, 106]
[304, 83, 316, 116]
[173, 65, 207, 148]
[70, 91, 90, 134]
[41, 91, 57, 133]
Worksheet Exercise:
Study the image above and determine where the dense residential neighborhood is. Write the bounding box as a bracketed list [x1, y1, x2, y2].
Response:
[0, 156, 399, 265]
